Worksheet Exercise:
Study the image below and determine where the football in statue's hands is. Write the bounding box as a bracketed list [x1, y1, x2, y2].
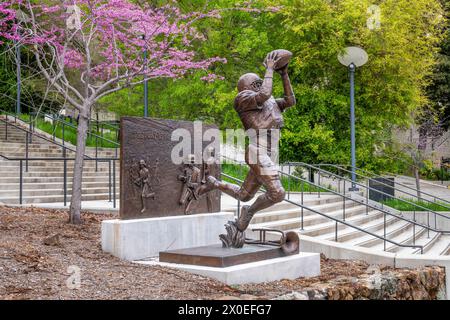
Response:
[265, 49, 292, 70]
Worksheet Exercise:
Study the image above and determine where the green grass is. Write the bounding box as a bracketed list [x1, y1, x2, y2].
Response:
[221, 163, 331, 193]
[16, 114, 119, 148]
[381, 197, 450, 212]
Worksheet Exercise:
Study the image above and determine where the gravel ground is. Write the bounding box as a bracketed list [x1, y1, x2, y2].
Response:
[0, 206, 393, 300]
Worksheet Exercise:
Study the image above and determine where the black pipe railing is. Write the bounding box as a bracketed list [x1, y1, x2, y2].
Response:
[0, 113, 123, 172]
[1, 107, 119, 159]
[221, 156, 450, 249]
[286, 162, 450, 224]
[0, 96, 120, 144]
[0, 154, 119, 208]
[318, 163, 450, 209]
[220, 172, 427, 254]
[1, 114, 90, 164]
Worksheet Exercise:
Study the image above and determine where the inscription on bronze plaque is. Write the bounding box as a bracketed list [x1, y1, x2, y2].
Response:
[120, 117, 221, 219]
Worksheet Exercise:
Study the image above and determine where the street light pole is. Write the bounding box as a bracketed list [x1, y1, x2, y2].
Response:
[142, 35, 148, 118]
[349, 63, 356, 190]
[338, 46, 368, 191]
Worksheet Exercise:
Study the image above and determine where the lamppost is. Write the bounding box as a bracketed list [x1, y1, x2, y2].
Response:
[338, 46, 368, 191]
[141, 34, 148, 118]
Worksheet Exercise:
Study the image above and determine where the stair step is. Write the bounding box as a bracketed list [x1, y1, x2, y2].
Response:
[0, 186, 116, 197]
[0, 193, 119, 204]
[250, 205, 371, 231]
[415, 234, 450, 256]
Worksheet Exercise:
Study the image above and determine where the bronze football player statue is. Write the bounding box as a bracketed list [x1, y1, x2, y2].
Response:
[199, 50, 296, 248]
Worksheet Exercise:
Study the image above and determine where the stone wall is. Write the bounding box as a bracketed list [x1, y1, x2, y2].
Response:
[274, 266, 446, 300]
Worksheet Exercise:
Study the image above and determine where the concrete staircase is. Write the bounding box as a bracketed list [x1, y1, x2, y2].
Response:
[0, 118, 119, 204]
[229, 193, 450, 257]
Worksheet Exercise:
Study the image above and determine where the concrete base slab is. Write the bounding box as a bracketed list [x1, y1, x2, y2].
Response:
[101, 212, 234, 261]
[135, 252, 320, 285]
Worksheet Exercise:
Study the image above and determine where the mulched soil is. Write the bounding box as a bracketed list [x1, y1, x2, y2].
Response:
[0, 206, 387, 300]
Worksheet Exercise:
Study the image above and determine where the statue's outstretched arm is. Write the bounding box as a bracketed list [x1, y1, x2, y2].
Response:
[254, 67, 274, 105]
[276, 66, 296, 111]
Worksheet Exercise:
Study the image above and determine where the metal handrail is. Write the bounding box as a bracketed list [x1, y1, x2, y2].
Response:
[38, 113, 119, 146]
[0, 115, 87, 158]
[279, 170, 450, 233]
[222, 154, 450, 212]
[0, 107, 119, 148]
[221, 155, 450, 246]
[0, 155, 118, 208]
[0, 92, 119, 132]
[0, 155, 117, 161]
[287, 162, 450, 222]
[220, 172, 426, 253]
[316, 163, 450, 209]
[221, 155, 450, 218]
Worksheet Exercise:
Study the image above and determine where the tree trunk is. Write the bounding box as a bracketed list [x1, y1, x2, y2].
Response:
[69, 107, 90, 224]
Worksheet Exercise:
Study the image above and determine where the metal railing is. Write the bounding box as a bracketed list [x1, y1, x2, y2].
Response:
[1, 115, 119, 206]
[1, 114, 87, 162]
[0, 107, 119, 158]
[317, 163, 450, 209]
[0, 154, 119, 208]
[221, 156, 450, 251]
[220, 172, 436, 254]
[286, 162, 450, 228]
[0, 113, 120, 171]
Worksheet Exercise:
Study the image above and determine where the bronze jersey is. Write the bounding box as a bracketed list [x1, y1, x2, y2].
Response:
[234, 90, 284, 131]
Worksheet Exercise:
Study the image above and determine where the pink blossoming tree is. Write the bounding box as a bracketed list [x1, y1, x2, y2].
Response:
[0, 0, 239, 223]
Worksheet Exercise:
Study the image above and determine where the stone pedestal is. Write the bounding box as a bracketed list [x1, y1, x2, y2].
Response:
[136, 253, 321, 285]
[101, 212, 234, 261]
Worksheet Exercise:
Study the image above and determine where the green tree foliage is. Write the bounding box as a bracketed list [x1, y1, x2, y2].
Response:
[426, 0, 450, 129]
[102, 0, 445, 173]
[0, 43, 62, 115]
[276, 0, 444, 172]
[103, 0, 283, 129]
[0, 46, 17, 112]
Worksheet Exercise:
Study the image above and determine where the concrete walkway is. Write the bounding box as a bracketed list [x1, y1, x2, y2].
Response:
[394, 175, 450, 202]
